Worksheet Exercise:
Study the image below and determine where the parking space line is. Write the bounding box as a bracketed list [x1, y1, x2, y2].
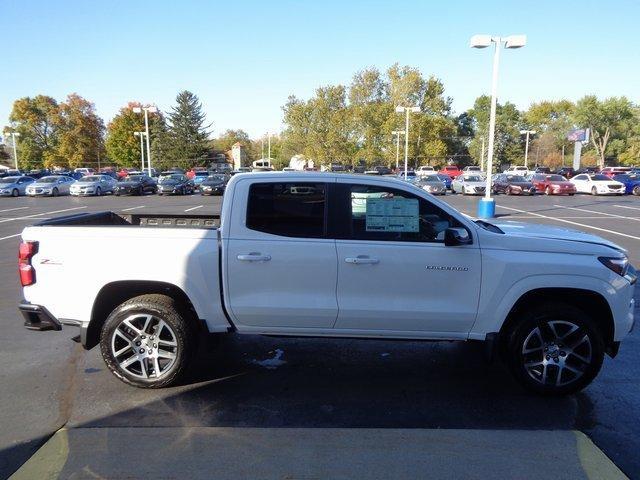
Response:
[0, 206, 87, 224]
[121, 206, 145, 212]
[614, 205, 640, 212]
[0, 206, 30, 213]
[498, 205, 640, 241]
[184, 205, 203, 212]
[553, 205, 640, 222]
[0, 233, 21, 241]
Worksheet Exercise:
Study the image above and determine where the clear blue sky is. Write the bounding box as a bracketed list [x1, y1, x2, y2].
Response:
[2, 0, 639, 138]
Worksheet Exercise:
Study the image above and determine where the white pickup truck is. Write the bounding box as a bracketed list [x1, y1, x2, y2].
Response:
[18, 173, 636, 395]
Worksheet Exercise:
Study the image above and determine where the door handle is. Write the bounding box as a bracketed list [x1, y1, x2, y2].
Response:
[345, 256, 379, 265]
[237, 253, 271, 262]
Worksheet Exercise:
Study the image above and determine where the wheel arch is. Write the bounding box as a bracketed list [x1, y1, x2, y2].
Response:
[85, 280, 205, 350]
[498, 287, 616, 356]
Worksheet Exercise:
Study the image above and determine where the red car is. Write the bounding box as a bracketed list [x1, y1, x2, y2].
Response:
[439, 165, 462, 179]
[601, 167, 631, 178]
[531, 173, 576, 195]
[186, 167, 208, 179]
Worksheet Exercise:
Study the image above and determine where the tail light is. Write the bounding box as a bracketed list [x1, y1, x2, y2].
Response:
[19, 241, 38, 286]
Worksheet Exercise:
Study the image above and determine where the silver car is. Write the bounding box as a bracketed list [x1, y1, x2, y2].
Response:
[415, 175, 446, 195]
[451, 174, 487, 195]
[0, 176, 36, 197]
[26, 175, 75, 197]
[70, 175, 116, 196]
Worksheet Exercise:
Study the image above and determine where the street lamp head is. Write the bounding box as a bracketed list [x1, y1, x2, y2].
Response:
[134, 132, 141, 137]
[391, 130, 405, 135]
[470, 34, 493, 48]
[146, 106, 158, 113]
[409, 106, 421, 113]
[505, 35, 527, 49]
[519, 129, 537, 135]
[13, 132, 20, 137]
[132, 107, 142, 113]
[395, 106, 405, 113]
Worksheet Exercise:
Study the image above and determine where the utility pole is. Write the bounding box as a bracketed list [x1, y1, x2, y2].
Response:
[133, 106, 157, 176]
[395, 106, 420, 179]
[391, 130, 405, 171]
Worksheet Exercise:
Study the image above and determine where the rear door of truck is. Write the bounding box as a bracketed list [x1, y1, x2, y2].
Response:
[223, 178, 338, 330]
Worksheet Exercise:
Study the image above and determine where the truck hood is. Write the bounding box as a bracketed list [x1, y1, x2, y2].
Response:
[488, 221, 626, 256]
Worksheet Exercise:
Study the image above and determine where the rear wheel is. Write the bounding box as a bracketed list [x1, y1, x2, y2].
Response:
[96, 187, 102, 196]
[504, 302, 604, 395]
[545, 186, 552, 195]
[137, 186, 143, 196]
[506, 187, 512, 195]
[100, 294, 195, 388]
[52, 188, 59, 197]
[591, 186, 598, 196]
[633, 185, 640, 196]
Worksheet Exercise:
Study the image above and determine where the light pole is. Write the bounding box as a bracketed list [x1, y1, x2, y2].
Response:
[470, 34, 526, 218]
[133, 106, 157, 176]
[395, 106, 420, 179]
[5, 131, 20, 169]
[391, 130, 405, 171]
[134, 131, 146, 172]
[267, 132, 271, 161]
[520, 129, 536, 168]
[480, 136, 485, 171]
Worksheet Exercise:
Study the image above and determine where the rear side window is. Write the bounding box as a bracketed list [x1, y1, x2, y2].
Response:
[247, 182, 326, 238]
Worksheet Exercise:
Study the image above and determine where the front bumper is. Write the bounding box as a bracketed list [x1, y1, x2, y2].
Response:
[19, 301, 61, 331]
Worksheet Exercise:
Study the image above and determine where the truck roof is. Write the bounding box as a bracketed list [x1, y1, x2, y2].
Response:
[230, 171, 406, 184]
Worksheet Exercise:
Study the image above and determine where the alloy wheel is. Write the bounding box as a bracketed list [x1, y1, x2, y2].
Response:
[521, 320, 592, 387]
[111, 313, 178, 379]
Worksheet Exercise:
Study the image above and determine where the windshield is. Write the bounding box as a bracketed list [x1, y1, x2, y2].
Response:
[194, 171, 209, 177]
[547, 175, 566, 181]
[38, 177, 60, 183]
[80, 176, 101, 182]
[464, 175, 483, 182]
[422, 175, 441, 182]
[162, 175, 183, 182]
[123, 176, 142, 182]
[0, 177, 19, 184]
[591, 174, 609, 181]
[614, 174, 631, 181]
[206, 175, 224, 182]
[506, 175, 526, 182]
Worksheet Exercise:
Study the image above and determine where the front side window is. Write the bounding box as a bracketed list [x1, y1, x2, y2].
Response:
[247, 182, 326, 238]
[344, 184, 464, 243]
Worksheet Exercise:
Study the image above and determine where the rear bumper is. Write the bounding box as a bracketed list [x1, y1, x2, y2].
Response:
[19, 301, 62, 331]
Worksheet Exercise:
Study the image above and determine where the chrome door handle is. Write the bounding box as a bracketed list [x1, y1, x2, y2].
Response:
[237, 253, 271, 262]
[345, 256, 379, 265]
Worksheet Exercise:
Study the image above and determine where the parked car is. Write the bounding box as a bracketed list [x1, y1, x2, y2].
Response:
[191, 171, 210, 189]
[0, 176, 35, 197]
[555, 167, 576, 179]
[415, 174, 446, 195]
[186, 168, 208, 180]
[364, 166, 392, 175]
[436, 173, 453, 190]
[416, 166, 436, 176]
[114, 175, 157, 196]
[601, 167, 632, 178]
[451, 174, 486, 195]
[462, 166, 482, 174]
[439, 165, 462, 179]
[503, 166, 530, 177]
[492, 174, 536, 195]
[157, 174, 194, 195]
[570, 174, 626, 195]
[200, 174, 228, 196]
[74, 168, 95, 177]
[26, 175, 75, 197]
[231, 168, 252, 176]
[397, 171, 419, 183]
[27, 169, 50, 179]
[533, 167, 551, 174]
[70, 175, 117, 196]
[19, 172, 636, 395]
[612, 174, 640, 196]
[531, 174, 576, 196]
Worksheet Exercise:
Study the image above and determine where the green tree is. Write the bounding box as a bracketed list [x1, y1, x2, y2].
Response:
[4, 95, 59, 169]
[573, 96, 634, 168]
[212, 129, 251, 154]
[165, 91, 210, 168]
[105, 102, 146, 168]
[53, 93, 105, 169]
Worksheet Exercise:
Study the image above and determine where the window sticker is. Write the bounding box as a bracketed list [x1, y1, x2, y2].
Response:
[365, 197, 419, 232]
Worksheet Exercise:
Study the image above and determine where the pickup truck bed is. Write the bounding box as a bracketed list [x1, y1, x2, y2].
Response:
[37, 211, 220, 229]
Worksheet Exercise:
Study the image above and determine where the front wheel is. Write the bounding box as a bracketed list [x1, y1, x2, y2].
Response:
[505, 187, 512, 195]
[11, 188, 19, 197]
[545, 186, 552, 196]
[100, 294, 195, 388]
[137, 186, 143, 196]
[633, 186, 640, 196]
[96, 187, 102, 196]
[52, 188, 59, 197]
[504, 302, 604, 395]
[591, 186, 598, 196]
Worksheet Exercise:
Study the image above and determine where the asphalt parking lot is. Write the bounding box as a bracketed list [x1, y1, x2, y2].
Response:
[0, 191, 639, 478]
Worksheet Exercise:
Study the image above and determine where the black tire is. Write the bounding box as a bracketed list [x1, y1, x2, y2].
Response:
[52, 188, 58, 197]
[100, 294, 195, 388]
[504, 301, 604, 396]
[96, 187, 102, 196]
[137, 186, 143, 196]
[633, 186, 640, 196]
[545, 186, 552, 196]
[591, 186, 598, 196]
[11, 188, 19, 197]
[506, 187, 512, 195]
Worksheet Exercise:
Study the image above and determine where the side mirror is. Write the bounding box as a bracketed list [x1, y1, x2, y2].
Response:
[444, 227, 472, 247]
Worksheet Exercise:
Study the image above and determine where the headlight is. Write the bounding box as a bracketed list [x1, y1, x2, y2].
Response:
[598, 256, 629, 276]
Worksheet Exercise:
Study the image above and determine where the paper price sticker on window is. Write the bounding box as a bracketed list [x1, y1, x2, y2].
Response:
[366, 197, 419, 232]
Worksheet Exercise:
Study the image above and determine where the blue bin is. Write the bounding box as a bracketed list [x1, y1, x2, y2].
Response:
[477, 198, 495, 219]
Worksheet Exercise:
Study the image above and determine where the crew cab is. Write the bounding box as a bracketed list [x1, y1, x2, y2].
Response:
[18, 173, 636, 395]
